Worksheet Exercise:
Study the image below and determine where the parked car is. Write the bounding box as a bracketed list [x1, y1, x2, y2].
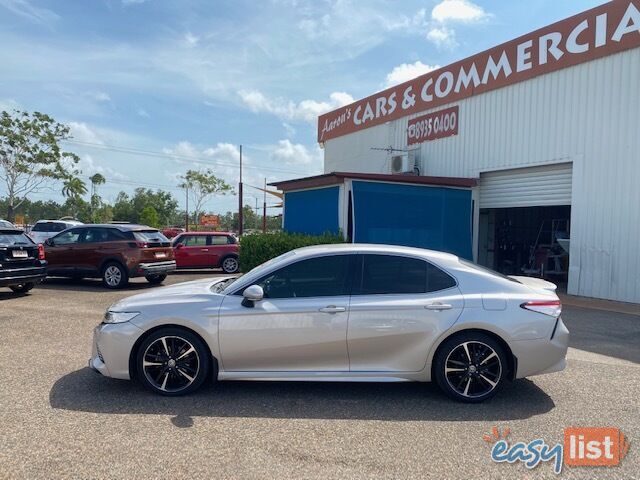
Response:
[44, 224, 176, 288]
[0, 226, 47, 293]
[29, 219, 83, 244]
[89, 244, 568, 402]
[172, 231, 239, 273]
[0, 219, 16, 229]
[161, 227, 185, 239]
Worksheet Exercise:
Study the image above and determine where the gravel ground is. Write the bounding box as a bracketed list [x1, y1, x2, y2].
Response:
[0, 272, 638, 479]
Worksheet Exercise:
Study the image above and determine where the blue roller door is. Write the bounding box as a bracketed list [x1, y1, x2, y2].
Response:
[283, 186, 340, 235]
[351, 181, 472, 259]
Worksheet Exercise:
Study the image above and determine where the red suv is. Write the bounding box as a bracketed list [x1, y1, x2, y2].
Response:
[44, 224, 176, 288]
[172, 231, 239, 273]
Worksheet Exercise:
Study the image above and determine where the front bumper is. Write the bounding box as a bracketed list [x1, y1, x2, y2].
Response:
[0, 266, 47, 287]
[135, 260, 176, 276]
[89, 321, 144, 380]
[512, 317, 570, 378]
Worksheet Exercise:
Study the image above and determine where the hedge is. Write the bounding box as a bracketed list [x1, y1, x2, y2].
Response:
[239, 231, 344, 272]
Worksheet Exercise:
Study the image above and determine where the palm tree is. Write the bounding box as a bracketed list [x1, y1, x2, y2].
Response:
[62, 177, 88, 199]
[89, 173, 106, 195]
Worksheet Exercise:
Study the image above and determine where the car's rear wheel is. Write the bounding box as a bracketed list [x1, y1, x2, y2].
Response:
[9, 282, 35, 294]
[136, 327, 210, 396]
[434, 332, 507, 403]
[221, 256, 239, 273]
[145, 273, 167, 285]
[102, 262, 128, 289]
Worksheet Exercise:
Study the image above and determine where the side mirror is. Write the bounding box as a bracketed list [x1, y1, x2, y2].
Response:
[44, 238, 54, 247]
[175, 242, 184, 249]
[241, 285, 264, 308]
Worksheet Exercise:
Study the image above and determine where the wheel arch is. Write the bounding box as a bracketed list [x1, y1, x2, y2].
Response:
[99, 256, 126, 274]
[128, 323, 219, 381]
[429, 328, 517, 382]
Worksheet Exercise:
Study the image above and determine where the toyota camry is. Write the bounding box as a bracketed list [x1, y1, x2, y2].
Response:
[89, 244, 569, 403]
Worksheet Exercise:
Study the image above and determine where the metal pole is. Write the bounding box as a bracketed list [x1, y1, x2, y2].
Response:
[184, 185, 189, 232]
[262, 177, 267, 233]
[238, 145, 243, 236]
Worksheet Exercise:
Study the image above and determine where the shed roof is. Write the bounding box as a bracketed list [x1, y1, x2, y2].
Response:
[270, 171, 477, 192]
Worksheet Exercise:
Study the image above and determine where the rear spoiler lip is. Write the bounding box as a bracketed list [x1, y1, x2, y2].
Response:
[508, 275, 558, 293]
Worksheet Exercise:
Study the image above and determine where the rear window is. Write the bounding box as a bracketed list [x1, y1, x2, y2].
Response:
[0, 231, 34, 245]
[32, 222, 67, 233]
[459, 259, 521, 283]
[133, 230, 170, 243]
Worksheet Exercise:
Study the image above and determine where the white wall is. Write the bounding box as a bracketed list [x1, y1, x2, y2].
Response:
[323, 48, 640, 303]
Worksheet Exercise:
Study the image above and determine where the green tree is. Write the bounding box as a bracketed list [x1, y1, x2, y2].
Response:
[89, 173, 106, 222]
[112, 188, 178, 226]
[179, 169, 233, 224]
[61, 177, 88, 219]
[0, 110, 82, 221]
[139, 205, 159, 228]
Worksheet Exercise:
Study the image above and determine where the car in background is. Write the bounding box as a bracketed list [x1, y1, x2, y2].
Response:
[0, 226, 47, 294]
[161, 227, 185, 239]
[43, 224, 176, 288]
[29, 219, 83, 244]
[89, 244, 568, 401]
[0, 219, 16, 229]
[172, 231, 239, 273]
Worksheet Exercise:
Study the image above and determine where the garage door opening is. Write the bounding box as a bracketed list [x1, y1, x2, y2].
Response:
[478, 205, 571, 283]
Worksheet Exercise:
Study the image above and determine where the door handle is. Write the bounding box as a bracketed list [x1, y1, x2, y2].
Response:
[319, 305, 346, 314]
[424, 303, 453, 311]
[201, 249, 209, 252]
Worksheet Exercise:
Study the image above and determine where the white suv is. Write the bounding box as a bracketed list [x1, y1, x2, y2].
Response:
[29, 219, 83, 244]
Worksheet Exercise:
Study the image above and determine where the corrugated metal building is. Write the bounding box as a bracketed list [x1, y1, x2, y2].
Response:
[315, 1, 640, 303]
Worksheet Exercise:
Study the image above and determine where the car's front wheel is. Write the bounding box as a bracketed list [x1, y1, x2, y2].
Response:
[9, 282, 35, 294]
[434, 332, 507, 403]
[135, 328, 210, 396]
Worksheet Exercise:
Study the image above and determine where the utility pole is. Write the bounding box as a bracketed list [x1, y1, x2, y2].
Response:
[184, 185, 189, 232]
[238, 144, 243, 236]
[262, 177, 267, 233]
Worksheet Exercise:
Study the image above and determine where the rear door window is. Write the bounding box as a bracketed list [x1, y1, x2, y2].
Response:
[357, 254, 428, 295]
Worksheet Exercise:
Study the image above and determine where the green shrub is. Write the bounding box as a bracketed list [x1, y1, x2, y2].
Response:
[239, 231, 344, 272]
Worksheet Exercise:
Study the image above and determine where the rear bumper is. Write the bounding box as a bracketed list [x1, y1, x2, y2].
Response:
[0, 266, 47, 287]
[134, 260, 176, 276]
[512, 317, 570, 378]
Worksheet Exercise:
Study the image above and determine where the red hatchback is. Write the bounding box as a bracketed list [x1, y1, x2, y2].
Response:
[172, 231, 239, 273]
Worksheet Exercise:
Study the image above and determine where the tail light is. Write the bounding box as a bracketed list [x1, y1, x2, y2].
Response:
[520, 299, 562, 318]
[128, 241, 148, 248]
[38, 244, 45, 260]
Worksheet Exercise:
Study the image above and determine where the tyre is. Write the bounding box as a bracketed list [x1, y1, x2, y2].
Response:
[135, 327, 210, 396]
[9, 282, 35, 294]
[102, 262, 129, 289]
[434, 331, 507, 403]
[221, 256, 239, 273]
[145, 273, 167, 285]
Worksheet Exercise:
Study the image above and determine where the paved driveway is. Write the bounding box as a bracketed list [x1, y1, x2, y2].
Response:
[0, 272, 638, 479]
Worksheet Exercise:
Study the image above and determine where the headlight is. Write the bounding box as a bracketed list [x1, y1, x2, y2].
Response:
[103, 311, 140, 324]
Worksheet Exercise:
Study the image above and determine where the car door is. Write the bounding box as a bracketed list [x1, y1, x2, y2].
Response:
[218, 254, 356, 372]
[45, 227, 85, 275]
[77, 227, 111, 276]
[208, 234, 230, 267]
[179, 234, 209, 267]
[347, 254, 464, 372]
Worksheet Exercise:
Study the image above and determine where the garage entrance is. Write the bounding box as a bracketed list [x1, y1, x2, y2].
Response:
[477, 163, 572, 281]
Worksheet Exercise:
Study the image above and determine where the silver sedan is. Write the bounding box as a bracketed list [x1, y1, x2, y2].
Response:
[89, 244, 569, 403]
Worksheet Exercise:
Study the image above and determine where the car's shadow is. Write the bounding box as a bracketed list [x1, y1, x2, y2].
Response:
[50, 368, 555, 424]
[37, 277, 158, 292]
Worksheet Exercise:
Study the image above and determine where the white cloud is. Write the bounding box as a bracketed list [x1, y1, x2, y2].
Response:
[93, 92, 111, 103]
[122, 0, 149, 5]
[184, 32, 199, 47]
[0, 0, 59, 26]
[269, 139, 320, 166]
[427, 26, 457, 48]
[137, 108, 150, 118]
[78, 154, 128, 181]
[385, 61, 440, 87]
[431, 0, 488, 23]
[0, 98, 20, 112]
[238, 90, 353, 123]
[68, 122, 104, 145]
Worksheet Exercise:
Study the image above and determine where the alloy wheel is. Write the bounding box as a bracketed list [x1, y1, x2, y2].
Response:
[104, 266, 122, 287]
[142, 336, 200, 393]
[222, 257, 238, 273]
[444, 341, 502, 399]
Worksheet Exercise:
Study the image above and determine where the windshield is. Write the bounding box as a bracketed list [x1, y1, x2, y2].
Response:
[0, 231, 34, 245]
[32, 222, 67, 233]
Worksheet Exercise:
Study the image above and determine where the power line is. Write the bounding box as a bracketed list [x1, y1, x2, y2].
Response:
[63, 139, 308, 176]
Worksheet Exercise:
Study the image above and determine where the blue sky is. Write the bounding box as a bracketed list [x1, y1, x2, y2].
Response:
[0, 0, 602, 214]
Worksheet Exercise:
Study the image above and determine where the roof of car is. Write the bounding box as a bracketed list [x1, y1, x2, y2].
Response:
[35, 219, 83, 224]
[179, 231, 234, 235]
[82, 223, 159, 232]
[290, 243, 460, 262]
